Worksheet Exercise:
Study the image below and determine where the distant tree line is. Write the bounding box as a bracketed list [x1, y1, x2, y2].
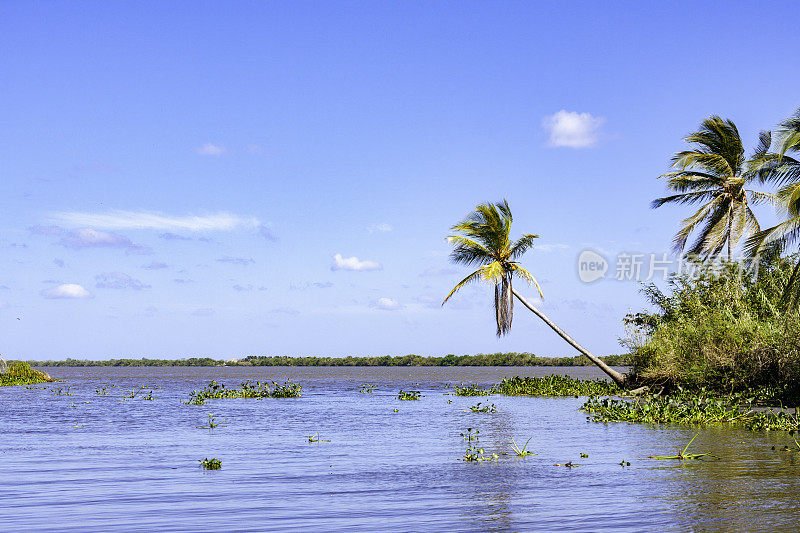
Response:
[29, 353, 631, 367]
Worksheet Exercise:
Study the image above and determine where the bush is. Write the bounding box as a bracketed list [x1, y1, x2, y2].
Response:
[624, 254, 800, 401]
[0, 360, 54, 386]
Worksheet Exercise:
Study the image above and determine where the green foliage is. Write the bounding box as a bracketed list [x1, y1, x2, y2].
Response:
[0, 361, 54, 386]
[624, 256, 800, 398]
[468, 402, 497, 413]
[443, 200, 544, 337]
[648, 433, 712, 460]
[460, 428, 498, 462]
[358, 384, 375, 393]
[497, 375, 621, 397]
[199, 458, 222, 470]
[29, 352, 630, 367]
[509, 437, 536, 457]
[187, 380, 302, 405]
[197, 414, 226, 429]
[582, 389, 800, 432]
[397, 390, 421, 401]
[452, 383, 494, 396]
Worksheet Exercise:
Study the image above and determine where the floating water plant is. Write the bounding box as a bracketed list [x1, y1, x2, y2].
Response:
[307, 433, 330, 443]
[199, 458, 222, 470]
[460, 428, 498, 462]
[359, 384, 375, 393]
[453, 383, 494, 396]
[187, 380, 302, 405]
[509, 437, 536, 457]
[619, 460, 631, 466]
[554, 461, 579, 467]
[142, 390, 154, 400]
[398, 390, 421, 401]
[580, 453, 589, 458]
[53, 385, 73, 396]
[498, 375, 621, 397]
[197, 414, 226, 430]
[96, 385, 108, 395]
[582, 390, 800, 432]
[648, 433, 712, 460]
[468, 402, 497, 413]
[0, 360, 54, 387]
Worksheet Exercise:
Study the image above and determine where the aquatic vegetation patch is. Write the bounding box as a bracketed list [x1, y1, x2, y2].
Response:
[582, 390, 800, 432]
[307, 433, 330, 443]
[468, 402, 497, 413]
[0, 361, 54, 387]
[187, 380, 302, 404]
[397, 390, 421, 400]
[359, 384, 375, 393]
[509, 437, 536, 457]
[498, 375, 621, 397]
[452, 383, 494, 396]
[197, 414, 226, 429]
[460, 428, 498, 462]
[648, 433, 713, 460]
[199, 458, 222, 470]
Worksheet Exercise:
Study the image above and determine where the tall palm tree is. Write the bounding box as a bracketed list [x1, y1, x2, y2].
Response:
[442, 200, 627, 386]
[746, 108, 800, 309]
[652, 116, 772, 261]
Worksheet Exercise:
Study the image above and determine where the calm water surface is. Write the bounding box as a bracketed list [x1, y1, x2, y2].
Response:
[3, 366, 800, 532]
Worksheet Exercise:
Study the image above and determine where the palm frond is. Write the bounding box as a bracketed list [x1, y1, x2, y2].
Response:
[512, 264, 544, 298]
[442, 268, 483, 305]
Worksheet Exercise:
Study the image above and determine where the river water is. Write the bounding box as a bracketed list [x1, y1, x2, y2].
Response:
[2, 366, 800, 532]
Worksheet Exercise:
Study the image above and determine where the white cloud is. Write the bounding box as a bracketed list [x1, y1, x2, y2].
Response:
[196, 143, 226, 156]
[331, 254, 382, 272]
[367, 223, 393, 234]
[534, 243, 570, 253]
[42, 284, 92, 299]
[374, 297, 401, 311]
[51, 211, 260, 232]
[543, 110, 604, 148]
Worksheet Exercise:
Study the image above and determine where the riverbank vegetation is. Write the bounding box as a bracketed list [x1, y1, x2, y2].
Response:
[28, 353, 631, 367]
[0, 360, 54, 386]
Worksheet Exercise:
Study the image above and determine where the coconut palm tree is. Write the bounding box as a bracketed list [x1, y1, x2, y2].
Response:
[746, 108, 800, 309]
[442, 200, 627, 386]
[652, 116, 773, 261]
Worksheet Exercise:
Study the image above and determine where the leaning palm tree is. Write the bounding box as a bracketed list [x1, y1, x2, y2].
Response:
[442, 200, 627, 386]
[652, 116, 773, 261]
[746, 108, 800, 309]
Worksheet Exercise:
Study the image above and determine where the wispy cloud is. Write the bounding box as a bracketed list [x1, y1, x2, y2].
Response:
[49, 211, 260, 232]
[290, 281, 333, 290]
[196, 143, 226, 156]
[95, 272, 150, 290]
[373, 297, 402, 311]
[143, 261, 169, 270]
[41, 283, 92, 299]
[543, 110, 604, 148]
[217, 256, 255, 266]
[420, 267, 457, 277]
[331, 254, 382, 272]
[160, 232, 192, 241]
[367, 223, 393, 234]
[31, 226, 152, 254]
[534, 243, 569, 252]
[53, 258, 65, 268]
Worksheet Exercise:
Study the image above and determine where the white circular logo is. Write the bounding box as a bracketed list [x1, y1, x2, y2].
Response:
[577, 250, 608, 283]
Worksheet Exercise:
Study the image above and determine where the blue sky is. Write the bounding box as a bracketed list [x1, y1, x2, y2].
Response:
[1, 1, 798, 360]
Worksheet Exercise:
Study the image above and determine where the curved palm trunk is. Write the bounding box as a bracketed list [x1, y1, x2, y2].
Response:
[512, 288, 628, 387]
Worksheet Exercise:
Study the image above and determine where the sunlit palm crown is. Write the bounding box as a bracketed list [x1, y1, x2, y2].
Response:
[652, 116, 774, 259]
[745, 109, 800, 306]
[442, 200, 543, 336]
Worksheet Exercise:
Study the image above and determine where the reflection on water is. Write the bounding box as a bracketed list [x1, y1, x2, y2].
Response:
[1, 366, 799, 531]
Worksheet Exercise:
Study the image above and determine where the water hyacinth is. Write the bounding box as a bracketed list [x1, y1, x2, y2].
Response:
[187, 380, 302, 405]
